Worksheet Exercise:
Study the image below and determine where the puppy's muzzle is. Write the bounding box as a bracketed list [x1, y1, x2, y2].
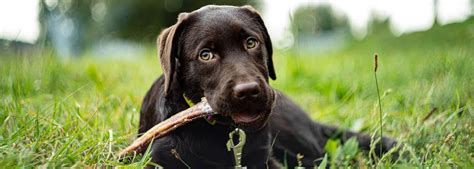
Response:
[225, 79, 272, 126]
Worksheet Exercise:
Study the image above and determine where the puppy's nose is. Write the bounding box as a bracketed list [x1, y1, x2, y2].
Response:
[233, 81, 261, 99]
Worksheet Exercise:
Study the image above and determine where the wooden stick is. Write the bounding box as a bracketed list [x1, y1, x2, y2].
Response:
[118, 98, 214, 157]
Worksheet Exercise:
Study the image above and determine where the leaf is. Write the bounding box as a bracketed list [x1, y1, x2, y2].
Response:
[316, 154, 328, 169]
[342, 137, 359, 160]
[324, 139, 341, 167]
[324, 139, 339, 157]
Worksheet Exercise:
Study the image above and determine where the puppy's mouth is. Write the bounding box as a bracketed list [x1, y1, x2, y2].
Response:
[205, 87, 276, 130]
[213, 103, 274, 131]
[205, 100, 272, 130]
[230, 112, 262, 124]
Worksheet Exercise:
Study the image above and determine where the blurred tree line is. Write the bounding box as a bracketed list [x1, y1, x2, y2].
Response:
[39, 0, 257, 56]
[291, 5, 349, 39]
[290, 4, 350, 54]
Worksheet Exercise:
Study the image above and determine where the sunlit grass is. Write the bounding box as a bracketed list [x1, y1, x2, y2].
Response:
[0, 19, 473, 167]
[0, 53, 161, 167]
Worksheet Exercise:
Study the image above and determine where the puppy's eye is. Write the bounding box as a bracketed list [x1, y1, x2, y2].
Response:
[246, 37, 258, 49]
[199, 49, 213, 61]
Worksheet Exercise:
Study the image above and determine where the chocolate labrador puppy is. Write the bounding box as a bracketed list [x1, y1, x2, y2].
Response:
[139, 5, 397, 168]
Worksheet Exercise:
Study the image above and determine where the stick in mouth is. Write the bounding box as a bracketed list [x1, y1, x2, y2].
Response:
[117, 98, 215, 157]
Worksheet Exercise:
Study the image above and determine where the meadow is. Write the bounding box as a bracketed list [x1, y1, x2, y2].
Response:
[0, 19, 472, 168]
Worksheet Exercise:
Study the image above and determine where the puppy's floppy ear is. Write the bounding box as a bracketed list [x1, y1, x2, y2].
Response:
[240, 5, 276, 80]
[157, 13, 189, 96]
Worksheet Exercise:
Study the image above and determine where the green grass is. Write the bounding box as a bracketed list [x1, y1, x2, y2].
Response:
[1, 19, 473, 168]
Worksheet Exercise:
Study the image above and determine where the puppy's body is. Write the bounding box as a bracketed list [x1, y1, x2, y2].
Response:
[141, 76, 275, 168]
[139, 5, 396, 168]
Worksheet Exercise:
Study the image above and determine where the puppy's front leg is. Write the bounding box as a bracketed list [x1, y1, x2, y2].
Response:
[317, 123, 398, 157]
[139, 77, 165, 135]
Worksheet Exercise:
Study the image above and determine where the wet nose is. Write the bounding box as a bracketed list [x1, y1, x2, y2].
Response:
[233, 81, 261, 99]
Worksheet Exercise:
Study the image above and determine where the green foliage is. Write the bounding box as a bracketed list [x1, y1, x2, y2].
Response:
[275, 18, 474, 168]
[323, 138, 360, 168]
[1, 17, 473, 167]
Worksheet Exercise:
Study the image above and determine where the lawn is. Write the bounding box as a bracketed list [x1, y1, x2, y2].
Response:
[1, 19, 473, 168]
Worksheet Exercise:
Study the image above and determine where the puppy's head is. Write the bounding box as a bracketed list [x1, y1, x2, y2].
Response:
[158, 5, 276, 131]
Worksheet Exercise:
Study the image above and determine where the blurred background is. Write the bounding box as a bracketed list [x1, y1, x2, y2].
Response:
[0, 0, 473, 167]
[1, 0, 472, 57]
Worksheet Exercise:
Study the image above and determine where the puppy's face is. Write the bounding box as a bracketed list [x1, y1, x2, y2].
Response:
[159, 5, 276, 131]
